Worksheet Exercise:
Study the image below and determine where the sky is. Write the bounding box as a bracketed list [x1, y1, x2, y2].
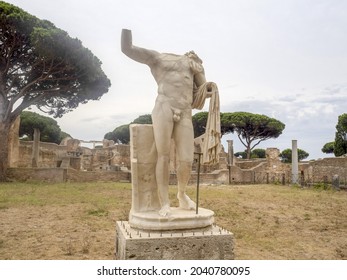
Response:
[6, 0, 347, 159]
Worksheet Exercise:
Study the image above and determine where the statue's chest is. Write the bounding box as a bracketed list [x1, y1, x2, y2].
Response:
[158, 55, 190, 72]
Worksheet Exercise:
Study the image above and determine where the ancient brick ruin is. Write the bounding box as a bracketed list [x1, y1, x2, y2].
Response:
[6, 121, 347, 187]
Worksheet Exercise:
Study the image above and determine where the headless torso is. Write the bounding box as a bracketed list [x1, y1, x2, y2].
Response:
[121, 29, 207, 216]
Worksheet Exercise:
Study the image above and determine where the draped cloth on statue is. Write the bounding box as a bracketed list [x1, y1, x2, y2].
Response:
[192, 82, 221, 164]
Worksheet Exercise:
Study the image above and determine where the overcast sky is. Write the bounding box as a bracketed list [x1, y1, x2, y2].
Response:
[6, 0, 347, 159]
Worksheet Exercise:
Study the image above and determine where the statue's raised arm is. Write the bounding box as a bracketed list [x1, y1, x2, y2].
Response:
[121, 29, 159, 65]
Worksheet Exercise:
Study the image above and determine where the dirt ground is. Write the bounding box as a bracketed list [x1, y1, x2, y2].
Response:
[0, 182, 346, 259]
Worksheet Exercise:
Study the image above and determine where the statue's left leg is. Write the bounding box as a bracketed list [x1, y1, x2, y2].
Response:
[176, 161, 196, 210]
[173, 117, 195, 210]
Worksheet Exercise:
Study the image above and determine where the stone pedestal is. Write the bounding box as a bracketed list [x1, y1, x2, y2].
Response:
[130, 207, 214, 231]
[116, 221, 234, 260]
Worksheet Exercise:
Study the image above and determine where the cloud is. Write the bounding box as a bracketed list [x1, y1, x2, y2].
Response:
[220, 83, 347, 159]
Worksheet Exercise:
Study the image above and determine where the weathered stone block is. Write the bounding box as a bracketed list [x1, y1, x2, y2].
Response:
[129, 124, 160, 213]
[116, 221, 234, 260]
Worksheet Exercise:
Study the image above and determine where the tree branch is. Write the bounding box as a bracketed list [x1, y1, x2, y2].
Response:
[250, 139, 264, 150]
[10, 93, 46, 120]
[3, 33, 18, 76]
[236, 131, 247, 149]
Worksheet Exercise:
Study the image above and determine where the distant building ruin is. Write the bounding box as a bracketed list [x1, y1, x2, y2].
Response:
[7, 121, 347, 187]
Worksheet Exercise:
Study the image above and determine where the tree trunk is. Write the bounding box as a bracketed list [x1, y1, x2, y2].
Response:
[246, 145, 252, 159]
[0, 120, 11, 181]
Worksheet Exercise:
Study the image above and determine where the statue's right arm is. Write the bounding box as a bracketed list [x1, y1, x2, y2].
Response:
[121, 29, 159, 65]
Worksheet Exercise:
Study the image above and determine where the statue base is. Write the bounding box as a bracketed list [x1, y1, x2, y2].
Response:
[129, 207, 214, 231]
[115, 221, 234, 260]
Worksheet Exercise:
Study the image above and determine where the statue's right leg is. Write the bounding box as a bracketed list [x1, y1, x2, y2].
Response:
[152, 103, 174, 217]
[156, 155, 170, 216]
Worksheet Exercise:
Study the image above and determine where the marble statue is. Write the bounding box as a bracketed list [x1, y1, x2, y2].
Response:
[121, 29, 220, 219]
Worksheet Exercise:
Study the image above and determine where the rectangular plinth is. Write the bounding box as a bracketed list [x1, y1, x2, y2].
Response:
[115, 221, 234, 260]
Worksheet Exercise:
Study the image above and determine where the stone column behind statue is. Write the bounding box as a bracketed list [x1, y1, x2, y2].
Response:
[129, 124, 160, 213]
[292, 140, 299, 184]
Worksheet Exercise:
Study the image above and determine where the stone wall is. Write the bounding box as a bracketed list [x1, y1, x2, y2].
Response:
[17, 141, 67, 168]
[300, 157, 347, 184]
[7, 168, 67, 183]
[13, 140, 131, 171]
[7, 167, 131, 183]
[67, 169, 131, 183]
[9, 127, 347, 185]
[79, 145, 130, 171]
[236, 159, 267, 170]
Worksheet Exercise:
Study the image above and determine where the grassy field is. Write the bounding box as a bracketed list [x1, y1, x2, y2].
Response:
[0, 182, 346, 260]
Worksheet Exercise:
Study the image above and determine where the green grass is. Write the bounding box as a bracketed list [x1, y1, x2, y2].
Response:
[0, 181, 346, 259]
[0, 181, 131, 207]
